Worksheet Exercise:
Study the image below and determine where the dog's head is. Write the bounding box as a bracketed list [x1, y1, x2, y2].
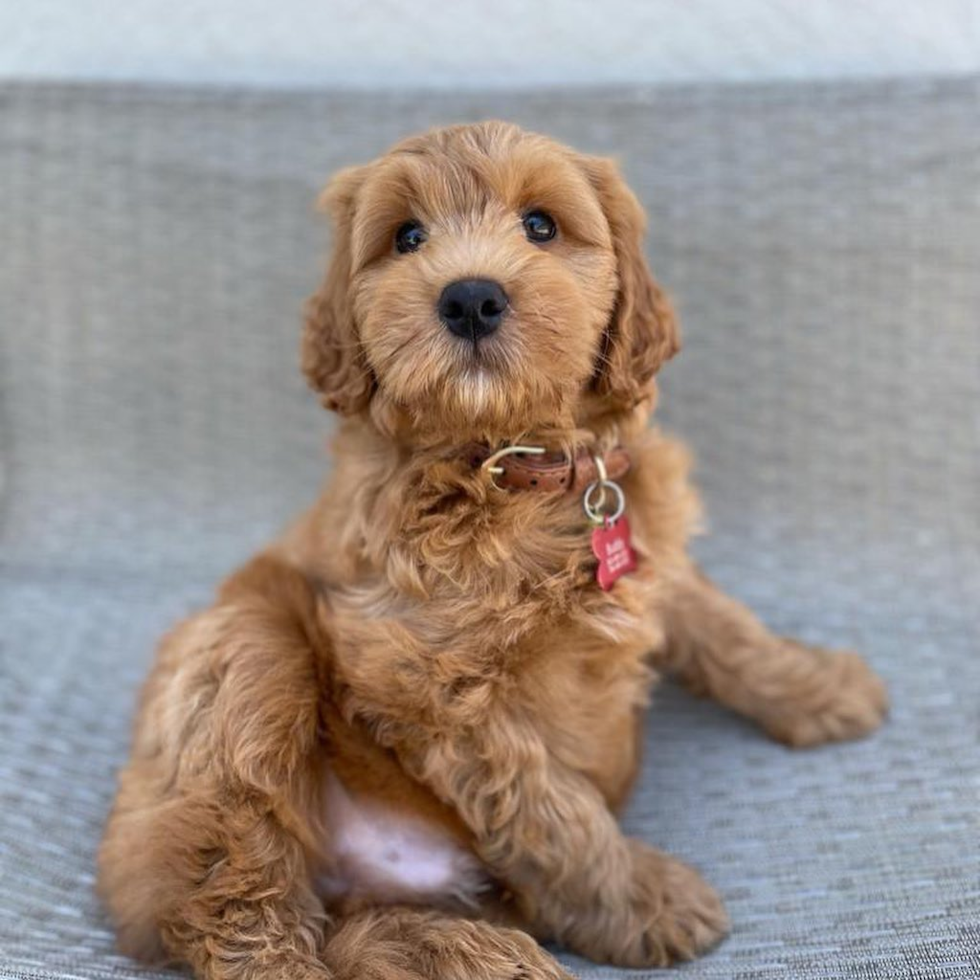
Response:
[303, 122, 678, 440]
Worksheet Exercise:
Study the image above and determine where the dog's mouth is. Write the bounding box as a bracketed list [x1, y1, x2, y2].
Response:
[448, 335, 506, 387]
[456, 336, 495, 363]
[447, 327, 509, 369]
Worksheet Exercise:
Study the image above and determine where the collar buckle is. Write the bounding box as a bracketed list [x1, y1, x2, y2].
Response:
[480, 444, 547, 491]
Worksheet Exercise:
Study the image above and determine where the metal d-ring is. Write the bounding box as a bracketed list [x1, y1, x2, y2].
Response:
[583, 478, 625, 525]
[481, 444, 546, 491]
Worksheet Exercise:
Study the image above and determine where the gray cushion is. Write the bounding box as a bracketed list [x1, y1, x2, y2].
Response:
[1, 78, 978, 979]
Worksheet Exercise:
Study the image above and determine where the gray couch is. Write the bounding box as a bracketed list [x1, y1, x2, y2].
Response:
[1, 78, 978, 980]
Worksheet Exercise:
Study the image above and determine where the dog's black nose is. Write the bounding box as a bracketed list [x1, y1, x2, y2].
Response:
[438, 279, 508, 341]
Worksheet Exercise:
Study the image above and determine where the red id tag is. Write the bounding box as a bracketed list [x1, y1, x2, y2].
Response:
[591, 517, 637, 590]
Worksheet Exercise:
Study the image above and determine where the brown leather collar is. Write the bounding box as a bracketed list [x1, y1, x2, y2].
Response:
[464, 443, 630, 494]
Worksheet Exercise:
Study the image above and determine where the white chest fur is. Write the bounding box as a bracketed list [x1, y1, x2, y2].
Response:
[320, 772, 487, 907]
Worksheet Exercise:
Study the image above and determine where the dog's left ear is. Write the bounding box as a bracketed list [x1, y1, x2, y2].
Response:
[581, 156, 680, 409]
[302, 165, 375, 415]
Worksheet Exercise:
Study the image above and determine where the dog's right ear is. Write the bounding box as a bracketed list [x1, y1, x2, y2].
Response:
[302, 166, 376, 415]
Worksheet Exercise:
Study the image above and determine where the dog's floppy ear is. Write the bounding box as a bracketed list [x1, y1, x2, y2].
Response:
[582, 156, 679, 409]
[302, 165, 375, 415]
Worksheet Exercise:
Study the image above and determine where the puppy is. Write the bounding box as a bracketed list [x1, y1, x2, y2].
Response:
[99, 122, 888, 979]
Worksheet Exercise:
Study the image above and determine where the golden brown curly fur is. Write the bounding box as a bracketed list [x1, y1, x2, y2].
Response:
[99, 122, 888, 979]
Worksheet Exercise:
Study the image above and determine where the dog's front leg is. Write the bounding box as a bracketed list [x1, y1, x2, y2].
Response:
[391, 707, 729, 968]
[662, 566, 888, 746]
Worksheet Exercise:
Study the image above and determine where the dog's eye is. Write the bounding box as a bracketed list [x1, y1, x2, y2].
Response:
[522, 210, 557, 243]
[395, 221, 427, 254]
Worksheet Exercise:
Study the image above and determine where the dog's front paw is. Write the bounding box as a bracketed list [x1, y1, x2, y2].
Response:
[569, 841, 728, 968]
[621, 842, 729, 967]
[427, 920, 576, 980]
[762, 645, 889, 748]
[327, 913, 574, 980]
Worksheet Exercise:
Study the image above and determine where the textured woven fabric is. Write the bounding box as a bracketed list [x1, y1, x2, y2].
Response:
[1, 79, 978, 979]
